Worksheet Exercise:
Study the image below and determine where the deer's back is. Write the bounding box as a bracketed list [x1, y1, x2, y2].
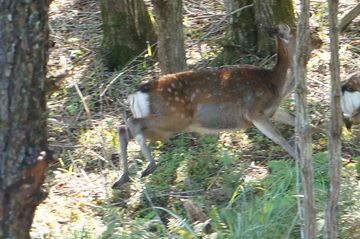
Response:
[129, 66, 282, 135]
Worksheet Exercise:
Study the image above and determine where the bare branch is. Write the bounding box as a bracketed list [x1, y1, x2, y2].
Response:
[324, 0, 343, 238]
[294, 0, 316, 238]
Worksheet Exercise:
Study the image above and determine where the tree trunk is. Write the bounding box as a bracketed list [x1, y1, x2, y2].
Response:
[253, 0, 295, 54]
[151, 0, 187, 74]
[0, 1, 51, 238]
[100, 0, 157, 69]
[324, 0, 342, 238]
[223, 0, 295, 63]
[294, 0, 316, 238]
[223, 0, 256, 61]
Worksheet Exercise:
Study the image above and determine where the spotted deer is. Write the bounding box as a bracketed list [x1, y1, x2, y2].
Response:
[113, 25, 307, 188]
[341, 72, 360, 130]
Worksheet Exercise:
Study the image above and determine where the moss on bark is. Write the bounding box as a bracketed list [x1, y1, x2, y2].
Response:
[222, 0, 256, 64]
[222, 0, 295, 64]
[100, 0, 156, 69]
[254, 0, 295, 54]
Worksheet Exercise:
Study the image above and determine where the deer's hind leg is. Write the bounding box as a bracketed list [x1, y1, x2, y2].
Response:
[112, 119, 168, 188]
[126, 114, 190, 178]
[112, 126, 133, 188]
[123, 117, 157, 178]
[113, 117, 156, 188]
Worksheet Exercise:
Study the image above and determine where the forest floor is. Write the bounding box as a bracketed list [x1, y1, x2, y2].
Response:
[31, 0, 360, 238]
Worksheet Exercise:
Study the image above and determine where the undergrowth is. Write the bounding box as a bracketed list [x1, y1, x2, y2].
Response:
[98, 135, 338, 239]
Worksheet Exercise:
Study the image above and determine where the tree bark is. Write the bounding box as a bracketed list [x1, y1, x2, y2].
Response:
[223, 0, 295, 63]
[324, 0, 342, 238]
[100, 0, 157, 69]
[151, 0, 187, 74]
[0, 1, 51, 238]
[223, 0, 256, 58]
[253, 0, 295, 54]
[294, 0, 316, 237]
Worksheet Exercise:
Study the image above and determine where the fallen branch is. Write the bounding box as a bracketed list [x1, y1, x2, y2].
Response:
[339, 3, 360, 32]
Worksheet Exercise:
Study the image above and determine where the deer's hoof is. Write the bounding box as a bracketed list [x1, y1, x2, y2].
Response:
[112, 173, 130, 188]
[141, 162, 157, 178]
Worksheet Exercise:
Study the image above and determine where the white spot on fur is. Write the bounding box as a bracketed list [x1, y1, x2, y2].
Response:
[128, 91, 150, 118]
[341, 91, 360, 118]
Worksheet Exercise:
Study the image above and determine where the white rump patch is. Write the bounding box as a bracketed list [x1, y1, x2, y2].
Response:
[128, 91, 150, 118]
[341, 91, 360, 118]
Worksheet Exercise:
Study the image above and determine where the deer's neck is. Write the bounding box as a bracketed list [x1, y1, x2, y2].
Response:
[271, 40, 293, 96]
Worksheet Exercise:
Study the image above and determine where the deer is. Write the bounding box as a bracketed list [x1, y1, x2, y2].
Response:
[112, 25, 310, 188]
[341, 72, 360, 130]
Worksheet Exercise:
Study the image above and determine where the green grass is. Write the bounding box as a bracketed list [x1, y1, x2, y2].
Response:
[206, 153, 329, 239]
[100, 133, 338, 239]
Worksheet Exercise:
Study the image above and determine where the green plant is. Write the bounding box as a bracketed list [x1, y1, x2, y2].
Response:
[206, 153, 330, 239]
[355, 156, 360, 177]
[67, 226, 92, 239]
[65, 97, 81, 116]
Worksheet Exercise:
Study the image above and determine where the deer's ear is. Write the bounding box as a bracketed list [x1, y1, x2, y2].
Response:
[276, 24, 291, 41]
[265, 24, 291, 40]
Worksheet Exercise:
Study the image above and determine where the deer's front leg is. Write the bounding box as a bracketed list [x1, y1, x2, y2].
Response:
[272, 108, 295, 127]
[251, 114, 297, 159]
[273, 108, 325, 134]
